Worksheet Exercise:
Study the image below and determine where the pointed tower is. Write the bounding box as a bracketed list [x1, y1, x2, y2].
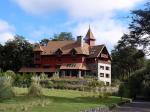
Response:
[84, 26, 96, 46]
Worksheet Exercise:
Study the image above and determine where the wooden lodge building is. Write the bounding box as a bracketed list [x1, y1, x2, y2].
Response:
[19, 28, 112, 85]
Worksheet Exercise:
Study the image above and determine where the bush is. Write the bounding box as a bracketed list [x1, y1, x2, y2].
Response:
[51, 73, 59, 80]
[40, 73, 48, 80]
[118, 83, 130, 99]
[88, 80, 104, 88]
[5, 70, 16, 79]
[14, 73, 33, 87]
[40, 80, 53, 88]
[28, 76, 43, 97]
[0, 76, 14, 99]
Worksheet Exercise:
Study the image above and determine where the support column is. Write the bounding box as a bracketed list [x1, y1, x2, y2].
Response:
[62, 70, 65, 77]
[84, 71, 86, 77]
[78, 70, 81, 78]
[69, 70, 72, 78]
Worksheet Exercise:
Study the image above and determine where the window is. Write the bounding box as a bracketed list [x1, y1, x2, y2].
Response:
[70, 49, 77, 57]
[106, 66, 109, 70]
[106, 74, 109, 78]
[43, 64, 50, 68]
[67, 64, 76, 67]
[106, 82, 110, 86]
[100, 66, 104, 70]
[100, 73, 104, 77]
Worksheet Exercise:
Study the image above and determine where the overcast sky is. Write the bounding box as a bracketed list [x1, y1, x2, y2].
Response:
[0, 0, 148, 51]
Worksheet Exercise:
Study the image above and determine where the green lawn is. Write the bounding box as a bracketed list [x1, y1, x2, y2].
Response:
[0, 87, 127, 112]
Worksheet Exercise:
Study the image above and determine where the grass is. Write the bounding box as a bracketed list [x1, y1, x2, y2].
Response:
[0, 87, 128, 112]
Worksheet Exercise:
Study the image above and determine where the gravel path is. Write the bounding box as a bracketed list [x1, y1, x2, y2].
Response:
[114, 101, 150, 112]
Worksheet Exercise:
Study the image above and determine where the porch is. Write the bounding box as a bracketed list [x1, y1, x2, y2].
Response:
[59, 70, 88, 78]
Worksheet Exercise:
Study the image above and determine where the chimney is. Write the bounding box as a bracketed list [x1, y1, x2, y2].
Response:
[77, 36, 83, 47]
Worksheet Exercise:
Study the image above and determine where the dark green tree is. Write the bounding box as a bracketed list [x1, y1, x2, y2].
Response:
[1, 35, 33, 71]
[124, 3, 150, 54]
[111, 44, 145, 80]
[39, 38, 49, 46]
[0, 44, 3, 70]
[52, 32, 74, 41]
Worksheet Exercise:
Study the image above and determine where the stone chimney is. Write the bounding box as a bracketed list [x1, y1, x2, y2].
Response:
[77, 36, 83, 47]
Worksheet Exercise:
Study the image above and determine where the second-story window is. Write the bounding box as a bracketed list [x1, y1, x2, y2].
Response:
[106, 66, 110, 70]
[70, 48, 77, 57]
[100, 66, 104, 70]
[100, 73, 104, 77]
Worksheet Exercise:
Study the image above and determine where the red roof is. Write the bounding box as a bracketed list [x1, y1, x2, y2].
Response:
[60, 63, 89, 70]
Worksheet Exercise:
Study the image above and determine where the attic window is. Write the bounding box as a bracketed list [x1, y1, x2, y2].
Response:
[70, 49, 77, 56]
[55, 49, 63, 57]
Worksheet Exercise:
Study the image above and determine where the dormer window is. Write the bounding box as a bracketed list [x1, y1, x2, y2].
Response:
[55, 48, 63, 57]
[70, 48, 77, 57]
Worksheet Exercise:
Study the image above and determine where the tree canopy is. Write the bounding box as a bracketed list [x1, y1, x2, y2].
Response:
[0, 35, 33, 72]
[39, 38, 49, 46]
[120, 3, 150, 54]
[52, 32, 74, 41]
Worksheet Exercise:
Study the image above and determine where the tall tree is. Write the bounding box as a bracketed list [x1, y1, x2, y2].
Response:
[0, 44, 3, 70]
[1, 35, 33, 71]
[39, 38, 49, 46]
[124, 3, 150, 54]
[111, 43, 145, 80]
[52, 32, 74, 41]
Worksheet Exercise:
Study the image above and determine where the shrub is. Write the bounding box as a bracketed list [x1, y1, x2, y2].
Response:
[40, 73, 48, 80]
[14, 73, 33, 87]
[88, 80, 104, 88]
[51, 73, 59, 80]
[40, 80, 53, 88]
[118, 83, 130, 99]
[28, 76, 43, 97]
[0, 76, 14, 99]
[5, 70, 16, 79]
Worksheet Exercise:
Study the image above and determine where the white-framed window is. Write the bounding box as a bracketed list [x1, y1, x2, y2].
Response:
[100, 66, 104, 70]
[100, 73, 104, 77]
[106, 82, 110, 86]
[106, 66, 110, 70]
[106, 74, 109, 78]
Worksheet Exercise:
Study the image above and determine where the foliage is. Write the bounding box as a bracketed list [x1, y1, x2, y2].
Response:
[128, 3, 150, 53]
[52, 32, 74, 41]
[119, 61, 150, 98]
[4, 70, 16, 79]
[28, 76, 43, 97]
[88, 80, 104, 88]
[0, 76, 14, 99]
[118, 83, 130, 99]
[0, 35, 33, 71]
[111, 44, 145, 80]
[51, 72, 59, 80]
[40, 73, 48, 80]
[14, 73, 33, 87]
[39, 38, 49, 46]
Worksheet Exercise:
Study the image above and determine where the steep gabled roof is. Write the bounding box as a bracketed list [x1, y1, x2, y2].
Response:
[84, 27, 96, 40]
[89, 45, 104, 57]
[33, 44, 43, 52]
[34, 40, 90, 55]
